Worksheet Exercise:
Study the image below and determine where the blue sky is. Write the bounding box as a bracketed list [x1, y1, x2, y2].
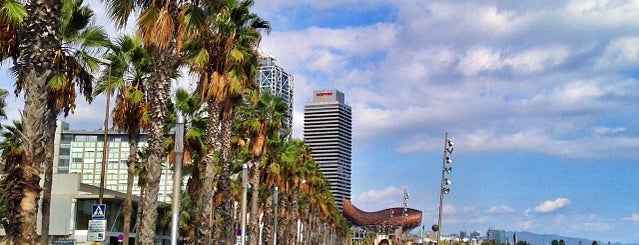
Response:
[250, 0, 639, 242]
[1, 0, 639, 243]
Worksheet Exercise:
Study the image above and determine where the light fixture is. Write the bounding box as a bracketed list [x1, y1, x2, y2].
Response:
[437, 132, 456, 244]
[444, 167, 452, 174]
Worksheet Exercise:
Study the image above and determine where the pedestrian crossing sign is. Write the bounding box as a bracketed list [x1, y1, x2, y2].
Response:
[92, 204, 106, 220]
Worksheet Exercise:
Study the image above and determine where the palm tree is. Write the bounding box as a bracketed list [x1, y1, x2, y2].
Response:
[169, 88, 207, 244]
[39, 1, 108, 243]
[95, 33, 150, 245]
[15, 0, 62, 242]
[234, 91, 288, 245]
[181, 1, 269, 242]
[103, 0, 182, 242]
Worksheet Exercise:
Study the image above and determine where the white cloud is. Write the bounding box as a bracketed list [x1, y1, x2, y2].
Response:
[564, 0, 639, 27]
[505, 46, 569, 74]
[533, 197, 571, 213]
[260, 23, 397, 73]
[623, 213, 639, 222]
[598, 37, 639, 68]
[355, 186, 403, 204]
[593, 126, 625, 136]
[456, 46, 503, 76]
[488, 205, 515, 214]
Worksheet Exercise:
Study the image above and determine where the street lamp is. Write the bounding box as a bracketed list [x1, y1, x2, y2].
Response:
[273, 186, 278, 245]
[98, 60, 112, 205]
[241, 163, 248, 245]
[436, 132, 454, 244]
[171, 115, 185, 245]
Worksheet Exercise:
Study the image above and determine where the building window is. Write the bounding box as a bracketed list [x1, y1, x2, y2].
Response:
[61, 134, 73, 143]
[59, 147, 71, 156]
[58, 158, 69, 167]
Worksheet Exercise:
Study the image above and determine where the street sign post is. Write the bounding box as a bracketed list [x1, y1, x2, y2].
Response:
[88, 220, 107, 241]
[92, 204, 106, 220]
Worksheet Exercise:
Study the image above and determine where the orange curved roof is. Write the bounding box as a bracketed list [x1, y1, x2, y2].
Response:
[343, 199, 422, 232]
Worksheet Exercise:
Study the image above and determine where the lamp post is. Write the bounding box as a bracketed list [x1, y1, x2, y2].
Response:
[98, 61, 112, 205]
[240, 163, 248, 245]
[436, 132, 454, 244]
[273, 186, 279, 245]
[170, 115, 185, 245]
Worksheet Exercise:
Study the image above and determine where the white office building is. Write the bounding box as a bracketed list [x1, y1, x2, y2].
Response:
[303, 90, 352, 211]
[53, 121, 174, 203]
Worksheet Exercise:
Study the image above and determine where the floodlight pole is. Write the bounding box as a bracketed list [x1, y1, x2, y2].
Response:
[436, 132, 453, 243]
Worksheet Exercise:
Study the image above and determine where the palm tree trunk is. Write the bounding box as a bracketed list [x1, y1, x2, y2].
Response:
[184, 163, 202, 245]
[248, 163, 261, 245]
[198, 101, 221, 245]
[17, 0, 61, 242]
[134, 180, 146, 245]
[39, 111, 57, 245]
[219, 104, 236, 245]
[17, 70, 47, 245]
[139, 47, 172, 245]
[123, 132, 139, 245]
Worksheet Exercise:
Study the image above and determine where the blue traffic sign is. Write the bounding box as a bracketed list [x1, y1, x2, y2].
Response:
[92, 204, 106, 219]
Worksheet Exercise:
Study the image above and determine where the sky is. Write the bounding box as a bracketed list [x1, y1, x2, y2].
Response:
[1, 0, 639, 243]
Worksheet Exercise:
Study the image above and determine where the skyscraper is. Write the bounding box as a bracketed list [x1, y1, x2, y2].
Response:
[257, 56, 294, 131]
[303, 90, 352, 211]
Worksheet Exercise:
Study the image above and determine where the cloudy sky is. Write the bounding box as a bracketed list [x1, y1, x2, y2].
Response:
[2, 0, 639, 243]
[250, 0, 639, 242]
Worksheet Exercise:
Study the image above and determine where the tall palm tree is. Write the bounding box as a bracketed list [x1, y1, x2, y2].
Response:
[169, 88, 207, 244]
[234, 91, 288, 245]
[15, 0, 63, 242]
[94, 33, 150, 245]
[181, 1, 269, 242]
[103, 0, 182, 243]
[39, 1, 108, 243]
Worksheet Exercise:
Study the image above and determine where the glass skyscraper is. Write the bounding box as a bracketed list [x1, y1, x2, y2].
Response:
[257, 56, 294, 131]
[303, 90, 352, 211]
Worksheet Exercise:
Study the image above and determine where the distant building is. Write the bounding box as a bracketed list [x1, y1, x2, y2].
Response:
[470, 231, 481, 239]
[257, 56, 294, 131]
[303, 90, 352, 211]
[53, 121, 175, 203]
[487, 228, 506, 243]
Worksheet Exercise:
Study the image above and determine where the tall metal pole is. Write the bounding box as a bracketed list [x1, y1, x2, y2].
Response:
[273, 186, 278, 245]
[437, 132, 452, 244]
[240, 163, 248, 245]
[171, 115, 185, 245]
[98, 64, 111, 205]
